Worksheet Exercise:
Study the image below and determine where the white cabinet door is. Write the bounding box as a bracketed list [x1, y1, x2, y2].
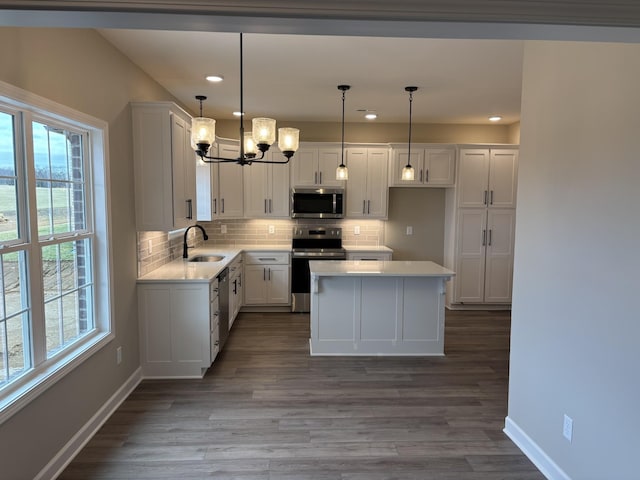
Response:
[366, 148, 389, 217]
[457, 149, 491, 208]
[210, 142, 244, 219]
[291, 147, 318, 187]
[267, 264, 290, 304]
[424, 148, 455, 186]
[132, 102, 196, 231]
[269, 161, 291, 217]
[484, 209, 516, 303]
[317, 147, 345, 187]
[243, 265, 269, 304]
[454, 209, 488, 303]
[390, 149, 423, 186]
[489, 149, 518, 208]
[345, 148, 388, 218]
[243, 162, 269, 217]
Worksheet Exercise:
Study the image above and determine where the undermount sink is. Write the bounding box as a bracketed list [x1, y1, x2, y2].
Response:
[188, 255, 225, 263]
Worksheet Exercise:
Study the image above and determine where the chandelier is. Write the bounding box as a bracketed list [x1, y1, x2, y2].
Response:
[335, 85, 350, 180]
[190, 33, 300, 165]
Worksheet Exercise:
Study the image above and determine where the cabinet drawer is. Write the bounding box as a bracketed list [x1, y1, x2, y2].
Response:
[244, 251, 290, 265]
[228, 254, 243, 274]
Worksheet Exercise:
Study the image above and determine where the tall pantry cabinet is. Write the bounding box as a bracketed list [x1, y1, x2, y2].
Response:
[444, 148, 518, 307]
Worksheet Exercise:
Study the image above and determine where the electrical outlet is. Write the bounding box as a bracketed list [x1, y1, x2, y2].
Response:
[563, 414, 573, 442]
[268, 225, 275, 234]
[354, 226, 361, 235]
[221, 224, 227, 234]
[116, 346, 122, 365]
[406, 226, 413, 235]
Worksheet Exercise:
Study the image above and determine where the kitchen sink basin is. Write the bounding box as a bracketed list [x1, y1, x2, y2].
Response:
[188, 255, 225, 263]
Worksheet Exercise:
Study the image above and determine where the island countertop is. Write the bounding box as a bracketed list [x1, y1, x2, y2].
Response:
[309, 260, 455, 278]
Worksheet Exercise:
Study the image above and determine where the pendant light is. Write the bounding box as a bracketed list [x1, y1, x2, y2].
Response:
[336, 85, 350, 180]
[401, 86, 418, 181]
[190, 33, 299, 165]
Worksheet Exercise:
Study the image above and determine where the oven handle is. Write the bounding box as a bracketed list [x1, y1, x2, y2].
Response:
[292, 252, 347, 259]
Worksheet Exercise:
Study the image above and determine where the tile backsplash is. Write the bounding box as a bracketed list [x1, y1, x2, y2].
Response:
[137, 219, 384, 277]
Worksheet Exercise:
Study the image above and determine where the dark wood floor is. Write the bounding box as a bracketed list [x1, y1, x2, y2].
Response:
[60, 310, 544, 480]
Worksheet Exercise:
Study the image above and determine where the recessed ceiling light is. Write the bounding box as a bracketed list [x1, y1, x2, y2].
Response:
[489, 115, 502, 122]
[233, 111, 244, 117]
[206, 75, 224, 83]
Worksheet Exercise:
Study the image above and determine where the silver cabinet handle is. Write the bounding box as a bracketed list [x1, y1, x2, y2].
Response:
[484, 190, 488, 205]
[213, 198, 217, 214]
[186, 199, 193, 219]
[490, 190, 494, 205]
[221, 198, 225, 213]
[488, 229, 493, 246]
[482, 229, 487, 246]
[363, 200, 366, 214]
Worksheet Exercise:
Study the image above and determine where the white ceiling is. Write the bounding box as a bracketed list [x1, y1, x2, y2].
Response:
[99, 30, 524, 125]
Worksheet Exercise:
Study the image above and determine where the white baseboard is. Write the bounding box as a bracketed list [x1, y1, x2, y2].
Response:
[504, 416, 571, 480]
[36, 367, 143, 480]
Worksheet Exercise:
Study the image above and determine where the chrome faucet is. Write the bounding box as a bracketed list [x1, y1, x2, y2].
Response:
[183, 224, 209, 258]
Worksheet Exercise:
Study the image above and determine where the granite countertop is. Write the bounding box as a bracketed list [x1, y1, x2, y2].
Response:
[137, 244, 291, 283]
[309, 260, 455, 278]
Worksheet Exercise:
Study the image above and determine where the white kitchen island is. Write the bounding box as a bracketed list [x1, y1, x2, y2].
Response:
[309, 260, 455, 356]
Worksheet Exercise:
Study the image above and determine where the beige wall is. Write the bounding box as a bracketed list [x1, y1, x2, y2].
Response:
[0, 27, 179, 480]
[216, 119, 512, 144]
[509, 41, 640, 479]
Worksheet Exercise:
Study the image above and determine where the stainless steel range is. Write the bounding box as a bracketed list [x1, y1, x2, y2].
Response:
[291, 226, 346, 312]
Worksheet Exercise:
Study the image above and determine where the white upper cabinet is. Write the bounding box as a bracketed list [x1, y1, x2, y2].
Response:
[457, 148, 518, 208]
[291, 145, 345, 187]
[243, 149, 290, 218]
[345, 147, 389, 218]
[132, 102, 197, 231]
[390, 146, 456, 187]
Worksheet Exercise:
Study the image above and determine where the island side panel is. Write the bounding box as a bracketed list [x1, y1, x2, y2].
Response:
[311, 276, 359, 354]
[401, 277, 446, 355]
[359, 277, 400, 346]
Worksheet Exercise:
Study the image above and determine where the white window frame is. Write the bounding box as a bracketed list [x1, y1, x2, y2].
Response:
[0, 80, 113, 424]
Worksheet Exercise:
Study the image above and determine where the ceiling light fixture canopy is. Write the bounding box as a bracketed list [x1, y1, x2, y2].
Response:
[401, 86, 418, 181]
[336, 85, 350, 181]
[191, 33, 299, 165]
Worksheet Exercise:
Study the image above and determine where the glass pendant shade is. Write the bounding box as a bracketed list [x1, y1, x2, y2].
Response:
[244, 133, 257, 156]
[252, 117, 276, 146]
[401, 164, 415, 181]
[278, 128, 300, 153]
[191, 117, 216, 151]
[336, 164, 348, 180]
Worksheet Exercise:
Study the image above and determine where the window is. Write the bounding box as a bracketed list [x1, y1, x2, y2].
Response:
[0, 81, 112, 421]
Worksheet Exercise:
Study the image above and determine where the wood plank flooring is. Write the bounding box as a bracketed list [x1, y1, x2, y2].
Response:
[60, 310, 544, 479]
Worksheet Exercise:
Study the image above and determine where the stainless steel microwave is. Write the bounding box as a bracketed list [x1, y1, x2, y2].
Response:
[291, 187, 345, 219]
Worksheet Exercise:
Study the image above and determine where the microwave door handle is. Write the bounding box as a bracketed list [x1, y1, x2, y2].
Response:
[333, 194, 337, 214]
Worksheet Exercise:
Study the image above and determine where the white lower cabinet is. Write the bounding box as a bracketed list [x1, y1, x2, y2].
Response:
[243, 252, 291, 305]
[138, 279, 219, 378]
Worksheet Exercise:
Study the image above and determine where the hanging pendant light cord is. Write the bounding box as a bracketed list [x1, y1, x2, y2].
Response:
[408, 89, 414, 163]
[239, 32, 245, 159]
[341, 88, 346, 165]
